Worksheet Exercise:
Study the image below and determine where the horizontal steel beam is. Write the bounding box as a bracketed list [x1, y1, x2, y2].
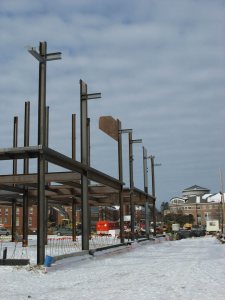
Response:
[44, 147, 86, 174]
[87, 167, 122, 191]
[0, 171, 80, 184]
[0, 146, 41, 160]
[0, 184, 24, 193]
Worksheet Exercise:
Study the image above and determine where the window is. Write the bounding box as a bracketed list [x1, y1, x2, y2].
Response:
[29, 207, 33, 215]
[0, 217, 2, 224]
[16, 217, 20, 226]
[16, 208, 20, 214]
[4, 217, 8, 224]
[28, 217, 32, 226]
[210, 221, 216, 226]
[5, 208, 8, 215]
[205, 213, 209, 219]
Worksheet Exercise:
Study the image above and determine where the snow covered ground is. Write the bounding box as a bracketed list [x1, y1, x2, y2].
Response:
[1, 236, 225, 300]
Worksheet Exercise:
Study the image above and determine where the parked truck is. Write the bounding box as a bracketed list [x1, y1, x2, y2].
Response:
[206, 220, 219, 234]
[172, 223, 180, 232]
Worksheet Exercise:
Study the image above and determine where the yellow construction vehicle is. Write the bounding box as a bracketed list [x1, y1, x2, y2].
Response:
[183, 223, 192, 230]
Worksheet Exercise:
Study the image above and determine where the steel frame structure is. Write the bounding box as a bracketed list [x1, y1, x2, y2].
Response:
[0, 41, 155, 264]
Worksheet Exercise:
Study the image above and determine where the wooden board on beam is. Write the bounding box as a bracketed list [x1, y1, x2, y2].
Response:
[99, 116, 119, 141]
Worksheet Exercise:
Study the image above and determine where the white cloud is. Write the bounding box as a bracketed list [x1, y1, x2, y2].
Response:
[0, 0, 224, 205]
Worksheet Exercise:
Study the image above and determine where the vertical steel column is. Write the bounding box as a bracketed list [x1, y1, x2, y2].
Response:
[23, 101, 30, 246]
[45, 106, 49, 244]
[24, 101, 30, 172]
[87, 117, 91, 229]
[37, 153, 46, 264]
[72, 114, 76, 160]
[72, 114, 77, 242]
[38, 42, 47, 145]
[72, 198, 77, 241]
[11, 200, 16, 242]
[80, 79, 89, 250]
[143, 147, 150, 237]
[37, 41, 47, 264]
[45, 106, 49, 172]
[87, 118, 90, 167]
[13, 116, 18, 174]
[150, 156, 156, 236]
[128, 132, 135, 241]
[118, 120, 124, 243]
[27, 41, 61, 264]
[219, 169, 225, 233]
[12, 116, 18, 242]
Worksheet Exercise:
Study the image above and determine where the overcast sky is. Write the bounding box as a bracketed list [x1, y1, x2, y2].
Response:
[0, 0, 224, 208]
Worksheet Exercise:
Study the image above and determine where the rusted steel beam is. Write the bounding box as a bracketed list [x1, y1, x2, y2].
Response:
[44, 147, 86, 174]
[0, 146, 41, 160]
[44, 146, 122, 190]
[23, 101, 30, 246]
[23, 102, 30, 173]
[11, 200, 17, 242]
[88, 185, 119, 194]
[56, 181, 81, 188]
[117, 119, 124, 243]
[0, 171, 80, 184]
[72, 114, 76, 160]
[88, 167, 122, 191]
[13, 116, 18, 174]
[72, 198, 76, 242]
[80, 79, 89, 251]
[0, 184, 23, 193]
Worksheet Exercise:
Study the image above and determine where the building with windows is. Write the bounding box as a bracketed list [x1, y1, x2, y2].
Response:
[0, 205, 37, 234]
[166, 185, 224, 226]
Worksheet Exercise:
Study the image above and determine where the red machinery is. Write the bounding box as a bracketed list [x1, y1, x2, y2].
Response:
[96, 221, 120, 237]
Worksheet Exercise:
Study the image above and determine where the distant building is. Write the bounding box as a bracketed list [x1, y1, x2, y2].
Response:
[182, 185, 210, 198]
[0, 205, 37, 234]
[0, 203, 119, 234]
[166, 185, 224, 226]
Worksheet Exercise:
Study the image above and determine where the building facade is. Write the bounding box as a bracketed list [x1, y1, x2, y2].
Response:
[0, 205, 37, 234]
[166, 185, 224, 227]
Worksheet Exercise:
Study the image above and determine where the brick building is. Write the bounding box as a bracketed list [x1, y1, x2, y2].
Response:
[0, 205, 37, 234]
[166, 185, 225, 227]
[0, 203, 121, 234]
